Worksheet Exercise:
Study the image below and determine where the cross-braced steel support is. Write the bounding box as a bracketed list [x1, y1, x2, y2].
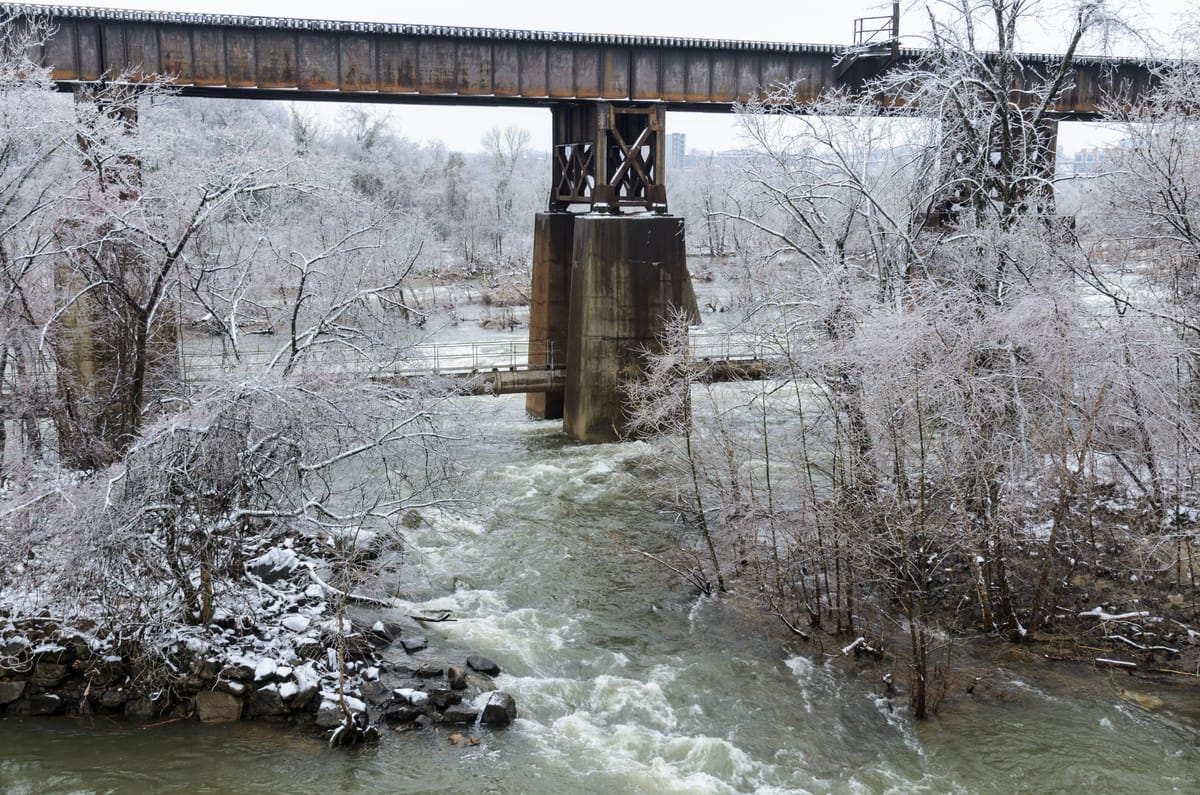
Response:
[550, 101, 668, 213]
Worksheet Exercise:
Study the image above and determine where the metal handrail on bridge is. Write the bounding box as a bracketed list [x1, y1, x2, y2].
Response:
[689, 335, 769, 363]
[180, 338, 560, 383]
[416, 339, 558, 376]
[852, 2, 900, 49]
[181, 334, 774, 382]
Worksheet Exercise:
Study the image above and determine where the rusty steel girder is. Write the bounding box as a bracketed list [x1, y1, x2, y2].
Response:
[551, 102, 667, 213]
[2, 3, 1158, 116]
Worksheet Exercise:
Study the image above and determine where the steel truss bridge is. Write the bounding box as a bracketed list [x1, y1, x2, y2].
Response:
[4, 3, 1159, 214]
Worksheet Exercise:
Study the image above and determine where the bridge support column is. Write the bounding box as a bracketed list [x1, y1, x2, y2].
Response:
[563, 214, 698, 443]
[525, 212, 574, 419]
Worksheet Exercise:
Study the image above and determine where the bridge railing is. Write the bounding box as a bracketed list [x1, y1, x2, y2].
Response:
[852, 2, 900, 49]
[180, 338, 561, 384]
[180, 334, 774, 383]
[404, 339, 559, 376]
[689, 334, 770, 364]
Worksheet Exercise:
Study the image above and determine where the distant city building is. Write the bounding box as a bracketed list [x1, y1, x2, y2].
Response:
[1059, 145, 1121, 175]
[666, 133, 687, 172]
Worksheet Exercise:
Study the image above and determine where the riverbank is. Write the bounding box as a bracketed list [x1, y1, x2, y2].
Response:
[2, 406, 1197, 793]
[0, 524, 517, 740]
[715, 499, 1200, 716]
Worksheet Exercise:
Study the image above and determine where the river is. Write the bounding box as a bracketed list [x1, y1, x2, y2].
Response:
[1, 395, 1197, 793]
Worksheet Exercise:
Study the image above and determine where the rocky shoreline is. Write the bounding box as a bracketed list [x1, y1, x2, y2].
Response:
[0, 637, 516, 736]
[0, 533, 517, 742]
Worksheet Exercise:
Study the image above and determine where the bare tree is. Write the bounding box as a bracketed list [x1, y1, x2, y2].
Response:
[673, 0, 1151, 718]
[480, 125, 532, 274]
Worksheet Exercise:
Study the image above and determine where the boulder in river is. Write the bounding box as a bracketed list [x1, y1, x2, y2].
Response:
[316, 702, 344, 729]
[0, 681, 25, 705]
[428, 688, 461, 710]
[481, 691, 517, 727]
[125, 695, 165, 722]
[447, 665, 468, 690]
[382, 703, 423, 724]
[359, 680, 391, 706]
[195, 691, 242, 724]
[27, 692, 65, 717]
[400, 635, 429, 654]
[369, 620, 405, 646]
[466, 655, 501, 676]
[98, 688, 127, 710]
[247, 685, 287, 718]
[441, 703, 479, 724]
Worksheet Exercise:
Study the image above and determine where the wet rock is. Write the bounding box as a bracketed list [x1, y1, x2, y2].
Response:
[370, 620, 404, 645]
[393, 688, 429, 708]
[125, 695, 165, 722]
[481, 691, 517, 727]
[98, 689, 127, 710]
[34, 645, 74, 665]
[195, 691, 242, 724]
[441, 704, 478, 724]
[467, 673, 497, 693]
[247, 686, 287, 718]
[447, 665, 468, 690]
[315, 703, 343, 729]
[292, 683, 318, 711]
[2, 637, 30, 658]
[382, 704, 423, 724]
[28, 692, 65, 716]
[466, 655, 501, 676]
[400, 636, 429, 654]
[222, 663, 256, 683]
[428, 688, 461, 710]
[86, 659, 125, 687]
[0, 681, 25, 704]
[339, 634, 377, 661]
[32, 662, 70, 687]
[218, 681, 247, 697]
[359, 680, 391, 706]
[415, 664, 443, 678]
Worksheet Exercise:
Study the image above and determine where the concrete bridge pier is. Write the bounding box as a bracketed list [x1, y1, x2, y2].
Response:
[562, 213, 697, 443]
[525, 212, 574, 420]
[527, 100, 697, 441]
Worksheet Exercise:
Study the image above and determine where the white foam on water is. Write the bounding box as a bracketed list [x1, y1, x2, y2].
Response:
[431, 606, 582, 671]
[534, 712, 774, 795]
[784, 655, 819, 715]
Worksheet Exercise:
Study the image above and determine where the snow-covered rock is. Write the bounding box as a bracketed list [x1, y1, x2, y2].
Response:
[281, 615, 311, 633]
[247, 547, 301, 584]
[253, 658, 278, 682]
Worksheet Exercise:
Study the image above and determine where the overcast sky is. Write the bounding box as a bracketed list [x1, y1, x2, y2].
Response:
[42, 1, 1197, 152]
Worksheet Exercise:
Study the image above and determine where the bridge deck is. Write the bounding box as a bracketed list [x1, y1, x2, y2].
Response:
[0, 336, 769, 410]
[5, 3, 1155, 116]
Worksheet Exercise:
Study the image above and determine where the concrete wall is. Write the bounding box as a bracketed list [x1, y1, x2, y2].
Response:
[563, 214, 696, 443]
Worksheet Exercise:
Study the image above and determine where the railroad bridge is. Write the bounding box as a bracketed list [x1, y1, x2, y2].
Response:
[4, 2, 1158, 441]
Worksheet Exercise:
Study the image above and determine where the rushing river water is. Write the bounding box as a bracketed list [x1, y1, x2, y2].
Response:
[2, 396, 1198, 794]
